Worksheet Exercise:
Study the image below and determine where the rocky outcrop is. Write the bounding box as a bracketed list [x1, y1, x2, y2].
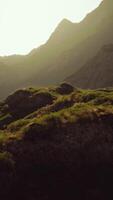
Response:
[5, 89, 54, 118]
[56, 83, 74, 94]
[0, 86, 113, 199]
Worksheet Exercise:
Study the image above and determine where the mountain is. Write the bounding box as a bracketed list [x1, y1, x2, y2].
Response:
[1, 0, 113, 99]
[0, 83, 113, 199]
[66, 44, 113, 88]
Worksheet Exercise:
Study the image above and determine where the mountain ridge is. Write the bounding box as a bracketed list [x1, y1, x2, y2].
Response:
[0, 0, 113, 99]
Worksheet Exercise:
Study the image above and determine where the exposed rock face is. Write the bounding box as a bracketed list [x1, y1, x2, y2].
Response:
[66, 44, 113, 89]
[56, 83, 74, 94]
[5, 89, 54, 118]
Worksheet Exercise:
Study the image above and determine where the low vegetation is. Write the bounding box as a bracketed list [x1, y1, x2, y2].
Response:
[0, 83, 113, 199]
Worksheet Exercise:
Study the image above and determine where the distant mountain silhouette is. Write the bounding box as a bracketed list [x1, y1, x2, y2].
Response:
[0, 0, 113, 99]
[66, 44, 113, 88]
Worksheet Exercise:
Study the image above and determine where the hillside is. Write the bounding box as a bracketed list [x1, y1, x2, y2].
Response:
[0, 83, 113, 199]
[1, 0, 113, 99]
[66, 44, 113, 88]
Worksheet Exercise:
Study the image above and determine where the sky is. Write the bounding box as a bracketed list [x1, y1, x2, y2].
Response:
[0, 0, 102, 56]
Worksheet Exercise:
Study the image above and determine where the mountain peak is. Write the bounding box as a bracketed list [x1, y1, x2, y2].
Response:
[59, 18, 72, 25]
[55, 18, 73, 31]
[47, 18, 74, 44]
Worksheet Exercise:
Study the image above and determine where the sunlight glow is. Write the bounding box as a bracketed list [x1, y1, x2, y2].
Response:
[0, 0, 102, 55]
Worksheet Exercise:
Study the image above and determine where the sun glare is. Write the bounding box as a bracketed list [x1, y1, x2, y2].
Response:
[0, 0, 102, 55]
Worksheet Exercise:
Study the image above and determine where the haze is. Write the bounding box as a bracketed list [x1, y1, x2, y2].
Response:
[0, 0, 102, 56]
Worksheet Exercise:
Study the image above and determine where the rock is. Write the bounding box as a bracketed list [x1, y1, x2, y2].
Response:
[56, 83, 74, 94]
[5, 89, 54, 118]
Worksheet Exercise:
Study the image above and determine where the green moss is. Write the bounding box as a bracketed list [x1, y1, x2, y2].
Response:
[0, 87, 113, 140]
[9, 101, 113, 136]
[0, 131, 9, 144]
[75, 89, 113, 105]
[8, 118, 31, 132]
[29, 103, 113, 126]
[0, 113, 12, 121]
[26, 86, 59, 98]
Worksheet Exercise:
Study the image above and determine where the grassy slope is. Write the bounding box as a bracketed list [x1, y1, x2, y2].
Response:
[0, 84, 113, 199]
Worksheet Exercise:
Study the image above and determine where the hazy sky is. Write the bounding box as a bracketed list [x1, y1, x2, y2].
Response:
[0, 0, 102, 56]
